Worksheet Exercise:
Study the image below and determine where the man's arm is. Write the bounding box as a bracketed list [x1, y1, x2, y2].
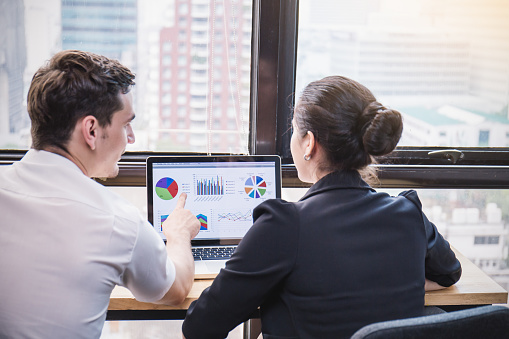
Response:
[157, 193, 200, 305]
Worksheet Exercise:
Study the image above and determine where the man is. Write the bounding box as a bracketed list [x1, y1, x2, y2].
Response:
[0, 50, 200, 338]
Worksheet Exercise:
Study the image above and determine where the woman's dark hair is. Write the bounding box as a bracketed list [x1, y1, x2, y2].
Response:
[294, 75, 403, 173]
[27, 50, 135, 151]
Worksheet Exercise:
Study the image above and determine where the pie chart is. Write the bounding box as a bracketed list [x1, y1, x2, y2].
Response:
[244, 176, 267, 198]
[155, 177, 179, 200]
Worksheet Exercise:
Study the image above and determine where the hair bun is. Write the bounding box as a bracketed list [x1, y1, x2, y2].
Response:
[361, 102, 403, 156]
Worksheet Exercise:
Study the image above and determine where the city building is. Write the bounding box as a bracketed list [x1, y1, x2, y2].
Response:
[158, 0, 252, 153]
[61, 0, 137, 70]
[0, 0, 27, 146]
[399, 105, 509, 146]
[444, 203, 509, 290]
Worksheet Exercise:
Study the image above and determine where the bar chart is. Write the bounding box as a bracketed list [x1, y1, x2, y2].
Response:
[195, 175, 224, 196]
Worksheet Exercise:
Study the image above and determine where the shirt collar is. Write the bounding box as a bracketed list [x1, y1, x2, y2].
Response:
[21, 149, 84, 175]
[299, 170, 374, 201]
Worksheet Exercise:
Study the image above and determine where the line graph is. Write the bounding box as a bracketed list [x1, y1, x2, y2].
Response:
[217, 210, 253, 222]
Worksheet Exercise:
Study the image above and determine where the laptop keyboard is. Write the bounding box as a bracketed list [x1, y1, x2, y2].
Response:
[192, 246, 236, 261]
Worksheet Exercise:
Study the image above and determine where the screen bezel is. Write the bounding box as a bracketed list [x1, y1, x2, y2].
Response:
[146, 155, 282, 246]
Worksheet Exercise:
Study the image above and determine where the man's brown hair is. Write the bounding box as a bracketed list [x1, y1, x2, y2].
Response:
[27, 50, 135, 151]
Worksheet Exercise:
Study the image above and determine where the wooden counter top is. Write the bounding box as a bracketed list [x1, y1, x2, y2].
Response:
[109, 248, 508, 312]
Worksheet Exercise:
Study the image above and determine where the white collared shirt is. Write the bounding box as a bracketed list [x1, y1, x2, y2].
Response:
[0, 149, 175, 339]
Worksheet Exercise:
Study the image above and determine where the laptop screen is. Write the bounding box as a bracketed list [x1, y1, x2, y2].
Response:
[147, 155, 281, 245]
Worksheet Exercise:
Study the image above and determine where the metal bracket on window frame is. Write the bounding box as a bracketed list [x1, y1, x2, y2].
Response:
[428, 149, 464, 165]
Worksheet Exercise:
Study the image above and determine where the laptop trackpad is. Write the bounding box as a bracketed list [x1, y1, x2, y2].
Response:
[195, 260, 226, 275]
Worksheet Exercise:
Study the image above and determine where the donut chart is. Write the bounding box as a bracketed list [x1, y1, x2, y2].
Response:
[155, 177, 179, 200]
[244, 176, 267, 198]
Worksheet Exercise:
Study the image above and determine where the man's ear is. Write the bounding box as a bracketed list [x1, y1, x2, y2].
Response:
[80, 116, 99, 151]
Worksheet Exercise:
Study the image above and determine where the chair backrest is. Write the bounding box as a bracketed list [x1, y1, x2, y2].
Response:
[350, 305, 509, 339]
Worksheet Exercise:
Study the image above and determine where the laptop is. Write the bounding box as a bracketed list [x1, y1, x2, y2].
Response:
[147, 155, 281, 278]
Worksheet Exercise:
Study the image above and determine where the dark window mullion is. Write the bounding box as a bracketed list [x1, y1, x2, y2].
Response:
[251, 0, 298, 157]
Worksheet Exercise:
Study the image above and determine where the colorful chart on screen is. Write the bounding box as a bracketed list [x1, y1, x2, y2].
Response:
[197, 214, 208, 230]
[155, 177, 179, 200]
[160, 214, 169, 231]
[244, 175, 267, 198]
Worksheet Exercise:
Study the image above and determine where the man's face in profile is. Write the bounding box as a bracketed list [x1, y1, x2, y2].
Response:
[93, 92, 136, 178]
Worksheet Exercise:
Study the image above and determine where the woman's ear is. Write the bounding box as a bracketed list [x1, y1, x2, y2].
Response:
[305, 130, 316, 157]
[80, 116, 99, 151]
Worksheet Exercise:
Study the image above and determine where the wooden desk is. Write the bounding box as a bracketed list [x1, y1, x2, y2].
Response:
[108, 279, 213, 314]
[425, 249, 507, 306]
[108, 249, 508, 319]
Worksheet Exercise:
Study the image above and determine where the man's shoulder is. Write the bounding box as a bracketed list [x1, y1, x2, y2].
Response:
[2, 150, 144, 224]
[77, 180, 142, 223]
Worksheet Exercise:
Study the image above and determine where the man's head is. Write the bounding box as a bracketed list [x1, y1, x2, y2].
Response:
[27, 50, 135, 151]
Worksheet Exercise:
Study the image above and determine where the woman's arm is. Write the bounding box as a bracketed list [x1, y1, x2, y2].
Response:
[425, 278, 447, 291]
[182, 200, 299, 339]
[400, 190, 462, 287]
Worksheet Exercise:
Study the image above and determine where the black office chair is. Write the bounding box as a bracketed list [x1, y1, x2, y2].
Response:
[350, 305, 509, 339]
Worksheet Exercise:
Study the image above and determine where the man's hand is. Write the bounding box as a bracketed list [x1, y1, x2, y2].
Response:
[156, 193, 200, 306]
[162, 193, 200, 241]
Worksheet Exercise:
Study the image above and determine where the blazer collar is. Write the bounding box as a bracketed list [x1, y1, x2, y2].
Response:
[299, 170, 374, 201]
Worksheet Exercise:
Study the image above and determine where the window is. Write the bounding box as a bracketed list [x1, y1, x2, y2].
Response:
[475, 236, 500, 245]
[177, 94, 187, 105]
[295, 0, 509, 149]
[178, 42, 187, 53]
[214, 81, 222, 92]
[488, 236, 500, 245]
[479, 130, 490, 146]
[2, 2, 508, 188]
[0, 0, 252, 153]
[178, 81, 187, 92]
[178, 55, 187, 66]
[178, 106, 187, 117]
[178, 3, 188, 15]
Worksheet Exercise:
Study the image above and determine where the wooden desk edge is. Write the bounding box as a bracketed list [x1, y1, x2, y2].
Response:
[425, 291, 508, 306]
[109, 250, 508, 310]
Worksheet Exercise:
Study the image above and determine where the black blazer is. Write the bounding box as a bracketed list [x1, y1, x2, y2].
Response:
[183, 170, 462, 339]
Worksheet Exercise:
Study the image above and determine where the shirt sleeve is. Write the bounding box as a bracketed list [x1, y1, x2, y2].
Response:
[399, 190, 462, 287]
[182, 199, 299, 339]
[122, 220, 176, 302]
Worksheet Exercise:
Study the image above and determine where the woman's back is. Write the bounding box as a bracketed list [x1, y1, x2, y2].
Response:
[276, 170, 428, 337]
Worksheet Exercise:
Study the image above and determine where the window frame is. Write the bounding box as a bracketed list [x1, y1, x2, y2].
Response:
[1, 0, 509, 189]
[254, 0, 509, 189]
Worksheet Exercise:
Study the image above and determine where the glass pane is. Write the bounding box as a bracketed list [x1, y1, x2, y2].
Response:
[296, 0, 509, 147]
[0, 0, 252, 153]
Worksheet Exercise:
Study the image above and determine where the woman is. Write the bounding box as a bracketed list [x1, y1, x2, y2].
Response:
[182, 76, 461, 339]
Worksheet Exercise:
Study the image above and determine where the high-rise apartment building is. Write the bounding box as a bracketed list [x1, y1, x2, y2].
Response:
[61, 0, 137, 69]
[158, 0, 252, 153]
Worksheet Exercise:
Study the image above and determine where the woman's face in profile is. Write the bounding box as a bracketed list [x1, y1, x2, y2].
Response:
[290, 116, 310, 183]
